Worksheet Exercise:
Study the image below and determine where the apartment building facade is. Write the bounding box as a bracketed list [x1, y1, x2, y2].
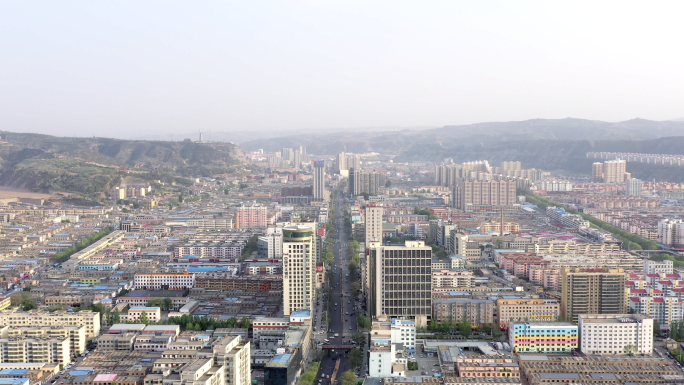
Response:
[133, 273, 195, 290]
[509, 322, 577, 353]
[4, 325, 87, 354]
[497, 298, 560, 329]
[235, 205, 267, 229]
[0, 311, 100, 339]
[451, 179, 517, 211]
[0, 337, 70, 366]
[431, 269, 474, 290]
[561, 268, 626, 322]
[432, 298, 494, 326]
[282, 225, 317, 316]
[578, 314, 653, 355]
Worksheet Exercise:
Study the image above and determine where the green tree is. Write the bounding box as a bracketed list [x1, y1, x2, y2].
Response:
[21, 299, 36, 311]
[163, 298, 173, 312]
[653, 319, 661, 336]
[357, 315, 371, 330]
[352, 332, 366, 347]
[299, 362, 320, 385]
[112, 309, 121, 324]
[491, 325, 502, 339]
[227, 317, 238, 328]
[89, 303, 105, 316]
[139, 311, 149, 324]
[349, 348, 363, 370]
[341, 370, 358, 385]
[623, 344, 637, 355]
[458, 319, 472, 339]
[241, 316, 251, 329]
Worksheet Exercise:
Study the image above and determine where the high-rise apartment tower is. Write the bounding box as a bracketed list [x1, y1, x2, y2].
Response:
[561, 267, 625, 322]
[313, 161, 325, 200]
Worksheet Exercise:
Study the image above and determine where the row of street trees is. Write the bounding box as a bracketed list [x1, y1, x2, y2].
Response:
[524, 194, 658, 250]
[427, 319, 502, 339]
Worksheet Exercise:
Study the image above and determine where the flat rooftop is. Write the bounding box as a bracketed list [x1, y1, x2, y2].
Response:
[512, 322, 576, 327]
[539, 373, 580, 379]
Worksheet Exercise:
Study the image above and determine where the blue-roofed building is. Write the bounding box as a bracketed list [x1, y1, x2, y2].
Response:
[0, 379, 29, 385]
[0, 369, 28, 377]
[69, 370, 92, 376]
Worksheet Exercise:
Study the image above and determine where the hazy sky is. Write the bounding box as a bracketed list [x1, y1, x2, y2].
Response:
[1, 1, 683, 139]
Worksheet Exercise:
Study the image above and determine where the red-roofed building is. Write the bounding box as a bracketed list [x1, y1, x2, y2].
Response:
[628, 295, 684, 327]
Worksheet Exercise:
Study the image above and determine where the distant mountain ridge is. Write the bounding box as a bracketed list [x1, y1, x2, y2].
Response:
[240, 118, 684, 154]
[0, 131, 248, 200]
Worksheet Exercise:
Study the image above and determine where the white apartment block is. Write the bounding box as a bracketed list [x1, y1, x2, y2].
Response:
[369, 335, 393, 378]
[123, 307, 162, 323]
[449, 232, 468, 256]
[5, 325, 87, 354]
[629, 295, 684, 327]
[208, 335, 251, 385]
[658, 218, 684, 248]
[257, 227, 283, 259]
[0, 311, 101, 339]
[177, 357, 225, 385]
[390, 318, 416, 350]
[431, 269, 474, 289]
[187, 218, 233, 230]
[175, 243, 243, 258]
[369, 317, 411, 378]
[282, 225, 317, 316]
[578, 314, 653, 355]
[644, 259, 673, 275]
[0, 337, 71, 366]
[134, 273, 195, 290]
[365, 205, 383, 247]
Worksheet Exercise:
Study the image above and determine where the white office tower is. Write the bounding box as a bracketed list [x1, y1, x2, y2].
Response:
[578, 314, 653, 355]
[282, 225, 317, 316]
[625, 178, 643, 196]
[313, 161, 325, 199]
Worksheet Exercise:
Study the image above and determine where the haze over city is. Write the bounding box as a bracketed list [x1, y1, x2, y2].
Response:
[4, 3, 684, 385]
[1, 1, 683, 141]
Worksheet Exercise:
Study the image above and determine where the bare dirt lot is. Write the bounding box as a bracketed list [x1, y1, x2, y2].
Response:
[0, 187, 58, 200]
